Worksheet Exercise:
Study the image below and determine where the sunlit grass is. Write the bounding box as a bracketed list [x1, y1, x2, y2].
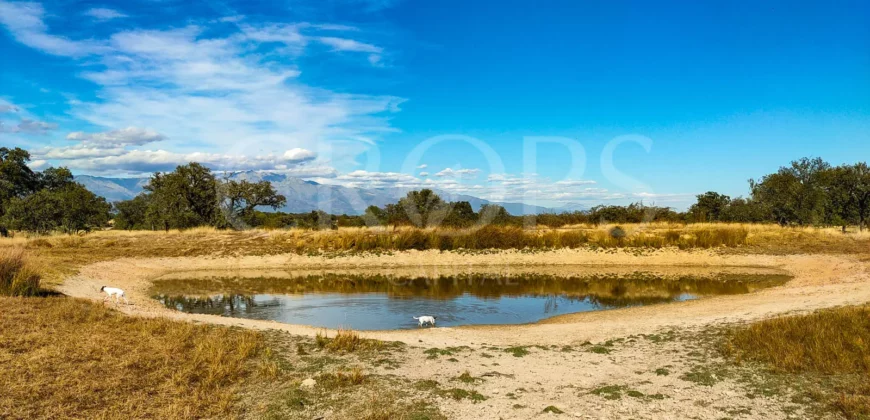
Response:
[724, 306, 870, 418]
[0, 296, 272, 419]
[1, 224, 867, 278]
[0, 248, 42, 296]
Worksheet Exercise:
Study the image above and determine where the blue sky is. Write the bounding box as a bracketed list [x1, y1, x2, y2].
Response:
[0, 0, 867, 209]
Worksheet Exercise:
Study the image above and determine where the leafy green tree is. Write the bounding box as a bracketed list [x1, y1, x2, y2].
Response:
[364, 205, 386, 225]
[0, 147, 39, 216]
[114, 194, 151, 230]
[3, 184, 110, 233]
[689, 191, 731, 222]
[143, 163, 218, 230]
[720, 197, 766, 223]
[478, 204, 510, 225]
[55, 183, 111, 232]
[854, 163, 870, 231]
[443, 201, 477, 227]
[397, 189, 446, 227]
[2, 190, 61, 233]
[822, 163, 870, 231]
[38, 167, 74, 190]
[221, 179, 286, 225]
[751, 157, 830, 225]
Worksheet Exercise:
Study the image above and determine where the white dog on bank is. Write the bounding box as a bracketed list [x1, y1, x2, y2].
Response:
[413, 316, 437, 327]
[100, 286, 129, 305]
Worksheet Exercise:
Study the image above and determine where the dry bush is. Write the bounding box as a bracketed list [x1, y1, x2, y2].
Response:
[725, 305, 870, 418]
[0, 297, 270, 419]
[0, 249, 41, 296]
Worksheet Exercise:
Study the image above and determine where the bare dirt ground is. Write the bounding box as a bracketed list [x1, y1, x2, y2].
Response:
[58, 248, 870, 419]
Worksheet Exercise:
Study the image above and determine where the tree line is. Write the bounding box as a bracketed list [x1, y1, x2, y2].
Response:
[0, 147, 110, 234]
[113, 162, 286, 230]
[1, 146, 868, 233]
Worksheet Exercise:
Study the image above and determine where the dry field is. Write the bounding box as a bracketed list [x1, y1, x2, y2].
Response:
[1, 223, 869, 419]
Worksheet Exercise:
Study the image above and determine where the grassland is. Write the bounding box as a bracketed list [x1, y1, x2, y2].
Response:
[0, 224, 868, 419]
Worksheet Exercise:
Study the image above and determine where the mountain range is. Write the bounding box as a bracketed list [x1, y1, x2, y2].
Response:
[74, 173, 584, 215]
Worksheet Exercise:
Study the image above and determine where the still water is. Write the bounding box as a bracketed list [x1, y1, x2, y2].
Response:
[151, 271, 789, 330]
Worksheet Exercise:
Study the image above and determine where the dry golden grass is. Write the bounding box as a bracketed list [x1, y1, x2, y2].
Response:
[1, 223, 866, 289]
[725, 305, 870, 418]
[0, 296, 272, 419]
[0, 248, 42, 296]
[726, 306, 870, 374]
[315, 328, 385, 353]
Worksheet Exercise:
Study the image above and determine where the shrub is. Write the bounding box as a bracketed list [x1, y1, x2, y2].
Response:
[609, 226, 627, 240]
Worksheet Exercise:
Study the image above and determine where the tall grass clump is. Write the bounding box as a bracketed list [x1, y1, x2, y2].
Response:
[724, 306, 870, 418]
[725, 305, 870, 374]
[0, 249, 42, 296]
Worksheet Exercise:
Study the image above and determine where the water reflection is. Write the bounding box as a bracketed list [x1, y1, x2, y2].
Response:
[151, 272, 789, 330]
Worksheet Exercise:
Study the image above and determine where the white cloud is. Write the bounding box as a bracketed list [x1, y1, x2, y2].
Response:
[0, 1, 107, 57]
[316, 36, 382, 53]
[0, 0, 399, 172]
[66, 127, 166, 146]
[418, 171, 429, 177]
[435, 168, 480, 178]
[35, 145, 127, 159]
[29, 159, 47, 169]
[54, 148, 317, 173]
[85, 8, 127, 21]
[415, 164, 427, 169]
[0, 118, 57, 134]
[0, 104, 19, 113]
[282, 148, 317, 162]
[555, 179, 597, 186]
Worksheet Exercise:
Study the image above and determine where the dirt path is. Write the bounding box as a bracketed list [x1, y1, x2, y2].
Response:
[58, 248, 869, 420]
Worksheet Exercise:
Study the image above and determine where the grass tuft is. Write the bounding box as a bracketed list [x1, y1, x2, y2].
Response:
[0, 248, 42, 296]
[542, 405, 564, 414]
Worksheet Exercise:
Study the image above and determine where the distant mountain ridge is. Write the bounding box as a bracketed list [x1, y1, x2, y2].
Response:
[74, 172, 577, 215]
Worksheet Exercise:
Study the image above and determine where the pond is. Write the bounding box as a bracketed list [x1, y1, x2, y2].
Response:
[150, 269, 789, 330]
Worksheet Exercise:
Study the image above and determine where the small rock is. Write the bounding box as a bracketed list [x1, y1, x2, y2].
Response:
[301, 378, 317, 388]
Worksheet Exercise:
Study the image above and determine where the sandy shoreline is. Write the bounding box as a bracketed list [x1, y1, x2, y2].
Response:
[58, 248, 870, 346]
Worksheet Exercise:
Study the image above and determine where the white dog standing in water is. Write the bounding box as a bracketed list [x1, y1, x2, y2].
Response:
[100, 286, 129, 305]
[413, 316, 437, 327]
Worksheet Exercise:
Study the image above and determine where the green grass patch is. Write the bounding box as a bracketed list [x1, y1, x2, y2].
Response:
[503, 346, 530, 357]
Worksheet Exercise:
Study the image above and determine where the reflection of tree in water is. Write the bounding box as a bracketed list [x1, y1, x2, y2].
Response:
[152, 273, 790, 305]
[155, 294, 277, 315]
